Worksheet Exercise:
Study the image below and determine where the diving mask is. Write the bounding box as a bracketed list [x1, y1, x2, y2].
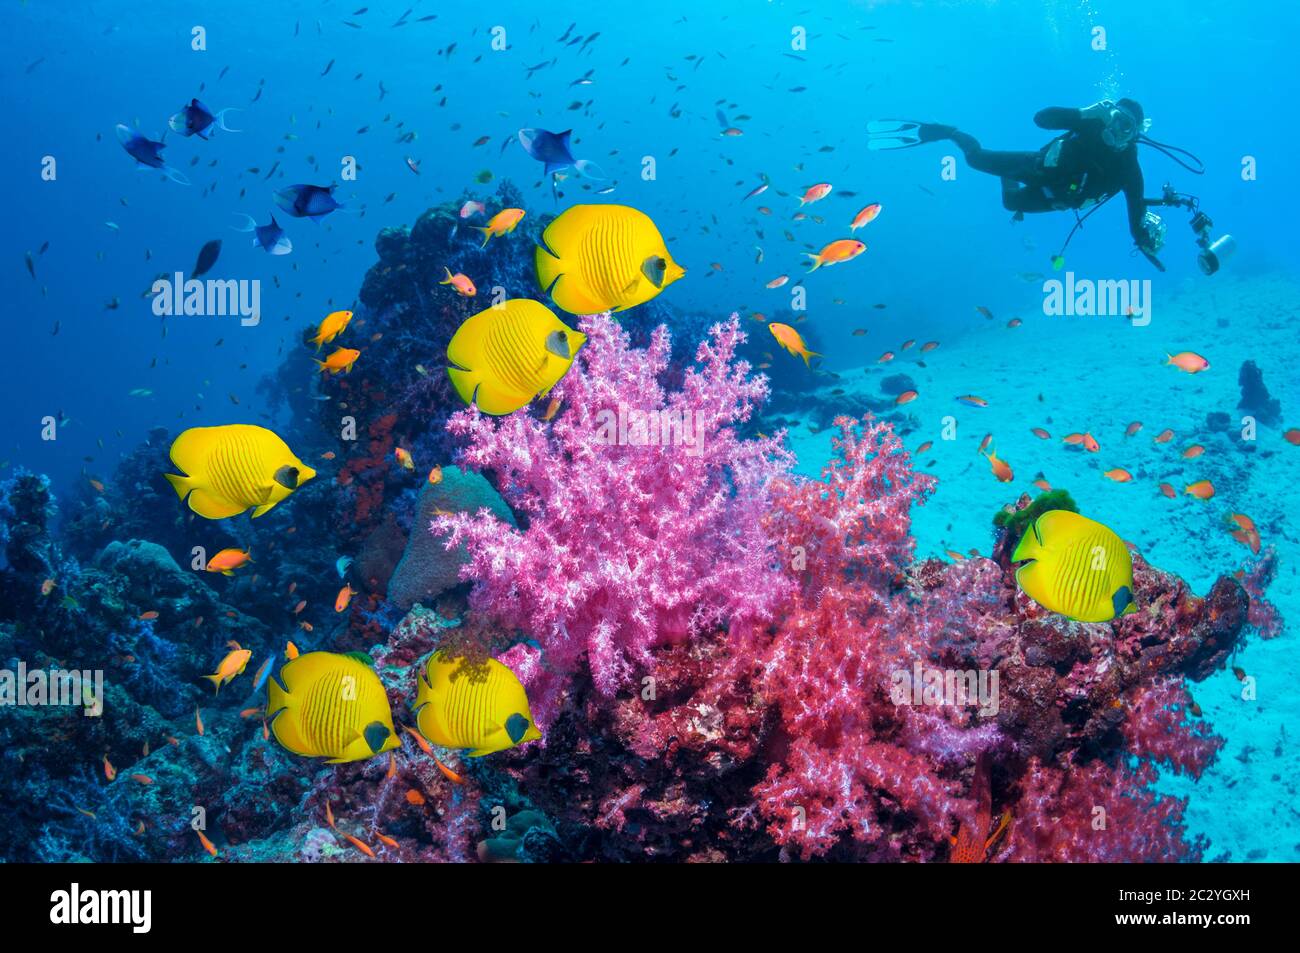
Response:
[1102, 104, 1147, 149]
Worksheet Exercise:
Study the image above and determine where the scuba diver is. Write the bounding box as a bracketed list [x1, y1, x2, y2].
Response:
[867, 99, 1213, 271]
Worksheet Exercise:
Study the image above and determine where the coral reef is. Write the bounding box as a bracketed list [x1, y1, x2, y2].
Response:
[388, 467, 515, 611]
[435, 312, 794, 728]
[6, 199, 1279, 865]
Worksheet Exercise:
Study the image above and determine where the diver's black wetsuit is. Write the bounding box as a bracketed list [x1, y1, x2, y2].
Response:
[939, 107, 1147, 245]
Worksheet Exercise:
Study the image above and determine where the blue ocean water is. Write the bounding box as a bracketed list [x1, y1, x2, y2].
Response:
[3, 0, 1297, 862]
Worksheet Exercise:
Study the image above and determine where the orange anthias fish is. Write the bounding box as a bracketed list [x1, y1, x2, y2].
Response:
[1185, 480, 1215, 500]
[427, 464, 444, 484]
[1166, 351, 1210, 373]
[195, 829, 218, 857]
[1030, 427, 1051, 440]
[1228, 514, 1261, 554]
[805, 238, 865, 271]
[1158, 482, 1177, 498]
[205, 548, 252, 576]
[982, 446, 1013, 483]
[1182, 444, 1205, 459]
[542, 396, 563, 422]
[440, 268, 476, 297]
[395, 447, 414, 471]
[475, 207, 525, 247]
[895, 390, 919, 406]
[310, 310, 353, 351]
[950, 755, 1010, 863]
[1153, 428, 1174, 444]
[915, 441, 933, 455]
[342, 833, 376, 858]
[434, 756, 465, 785]
[850, 203, 882, 230]
[103, 754, 116, 782]
[878, 351, 895, 363]
[1103, 468, 1133, 483]
[316, 347, 360, 375]
[285, 641, 300, 660]
[1125, 421, 1143, 437]
[765, 275, 789, 289]
[204, 641, 252, 695]
[1285, 428, 1300, 446]
[798, 182, 832, 205]
[195, 706, 205, 736]
[768, 322, 821, 367]
[402, 723, 433, 755]
[335, 584, 356, 613]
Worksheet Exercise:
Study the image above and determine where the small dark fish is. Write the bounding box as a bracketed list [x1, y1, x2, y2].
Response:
[190, 240, 222, 279]
[518, 127, 575, 175]
[170, 99, 241, 139]
[115, 125, 188, 184]
[25, 252, 35, 278]
[274, 183, 342, 219]
[232, 213, 292, 255]
[26, 57, 45, 74]
[321, 58, 335, 76]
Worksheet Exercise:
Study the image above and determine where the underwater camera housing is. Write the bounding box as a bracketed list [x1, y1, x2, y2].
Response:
[1147, 183, 1235, 274]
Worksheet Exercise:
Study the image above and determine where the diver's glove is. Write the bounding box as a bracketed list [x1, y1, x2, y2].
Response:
[1079, 100, 1115, 120]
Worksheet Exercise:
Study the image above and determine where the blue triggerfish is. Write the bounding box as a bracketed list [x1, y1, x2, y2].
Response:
[231, 213, 292, 255]
[274, 183, 343, 220]
[169, 99, 241, 139]
[518, 127, 576, 175]
[114, 123, 189, 184]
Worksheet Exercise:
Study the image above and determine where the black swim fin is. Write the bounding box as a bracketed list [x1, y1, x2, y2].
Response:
[866, 119, 952, 151]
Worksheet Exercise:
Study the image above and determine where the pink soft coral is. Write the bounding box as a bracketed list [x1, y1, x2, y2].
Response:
[742, 415, 989, 859]
[435, 313, 794, 727]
